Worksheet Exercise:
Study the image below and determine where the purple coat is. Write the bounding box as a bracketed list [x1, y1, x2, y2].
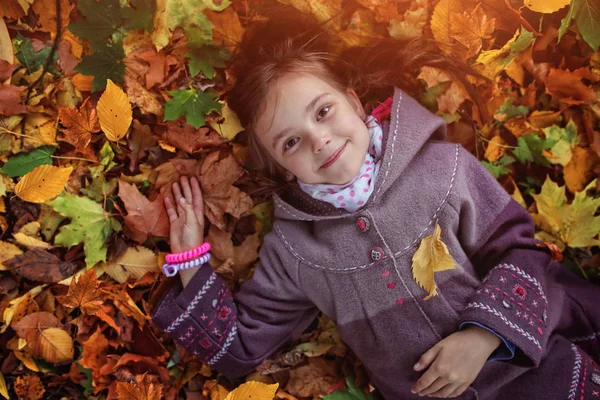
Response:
[152, 87, 600, 399]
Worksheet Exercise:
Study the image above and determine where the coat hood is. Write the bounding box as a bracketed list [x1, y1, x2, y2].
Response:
[273, 87, 447, 221]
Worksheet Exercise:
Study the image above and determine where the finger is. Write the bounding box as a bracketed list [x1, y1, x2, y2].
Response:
[172, 181, 184, 216]
[429, 383, 458, 398]
[419, 377, 448, 396]
[164, 196, 179, 222]
[190, 176, 204, 217]
[448, 384, 469, 398]
[179, 196, 199, 228]
[180, 175, 193, 202]
[412, 368, 440, 394]
[414, 343, 442, 372]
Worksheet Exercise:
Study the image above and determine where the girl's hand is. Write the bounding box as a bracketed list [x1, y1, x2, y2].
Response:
[163, 176, 205, 254]
[411, 325, 501, 398]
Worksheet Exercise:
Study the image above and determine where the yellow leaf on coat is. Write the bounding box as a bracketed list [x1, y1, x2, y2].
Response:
[411, 223, 456, 300]
[97, 79, 132, 142]
[224, 381, 279, 400]
[15, 165, 73, 203]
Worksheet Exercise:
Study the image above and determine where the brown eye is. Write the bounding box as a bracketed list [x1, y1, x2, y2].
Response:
[317, 106, 330, 121]
[284, 137, 299, 151]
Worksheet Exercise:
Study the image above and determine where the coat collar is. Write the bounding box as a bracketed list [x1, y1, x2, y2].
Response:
[273, 87, 447, 222]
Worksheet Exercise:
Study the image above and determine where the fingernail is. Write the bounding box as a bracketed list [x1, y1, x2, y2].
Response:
[413, 363, 420, 370]
[179, 198, 186, 204]
[411, 390, 416, 394]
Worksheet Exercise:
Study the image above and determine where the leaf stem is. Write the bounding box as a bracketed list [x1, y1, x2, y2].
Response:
[51, 155, 99, 163]
[0, 127, 49, 143]
[477, 134, 518, 150]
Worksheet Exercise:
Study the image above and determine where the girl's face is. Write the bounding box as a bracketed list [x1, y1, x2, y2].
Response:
[254, 72, 370, 185]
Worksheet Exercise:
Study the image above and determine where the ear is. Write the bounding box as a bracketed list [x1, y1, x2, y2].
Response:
[345, 88, 366, 120]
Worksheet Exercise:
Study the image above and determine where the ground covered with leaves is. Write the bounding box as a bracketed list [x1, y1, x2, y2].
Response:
[0, 0, 599, 399]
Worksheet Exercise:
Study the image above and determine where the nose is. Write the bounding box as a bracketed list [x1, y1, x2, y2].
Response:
[311, 129, 331, 154]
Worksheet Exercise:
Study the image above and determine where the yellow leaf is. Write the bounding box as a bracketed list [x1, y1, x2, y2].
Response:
[0, 241, 23, 270]
[0, 18, 12, 64]
[97, 79, 132, 142]
[209, 101, 243, 141]
[158, 139, 177, 152]
[0, 372, 7, 399]
[224, 382, 279, 400]
[484, 135, 507, 162]
[12, 350, 39, 372]
[13, 232, 53, 249]
[411, 223, 456, 300]
[523, 0, 570, 13]
[532, 177, 600, 248]
[31, 327, 74, 363]
[430, 0, 461, 46]
[105, 246, 158, 283]
[15, 165, 72, 203]
[2, 286, 46, 333]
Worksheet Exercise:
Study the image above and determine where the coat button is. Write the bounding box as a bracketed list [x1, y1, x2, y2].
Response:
[370, 246, 384, 262]
[356, 216, 370, 232]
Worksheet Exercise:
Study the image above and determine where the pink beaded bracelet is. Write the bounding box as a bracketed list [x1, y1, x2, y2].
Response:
[166, 242, 210, 263]
[162, 253, 211, 277]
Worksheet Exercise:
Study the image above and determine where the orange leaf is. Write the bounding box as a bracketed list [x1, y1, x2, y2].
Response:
[13, 374, 45, 400]
[58, 97, 100, 156]
[545, 68, 599, 104]
[56, 269, 107, 315]
[535, 242, 563, 261]
[117, 179, 170, 243]
[449, 4, 496, 58]
[79, 327, 109, 383]
[116, 372, 163, 400]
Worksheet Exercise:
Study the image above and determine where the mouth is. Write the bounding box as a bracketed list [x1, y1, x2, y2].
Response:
[320, 141, 347, 169]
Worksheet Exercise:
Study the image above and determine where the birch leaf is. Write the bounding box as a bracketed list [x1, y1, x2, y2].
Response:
[104, 246, 158, 283]
[97, 79, 132, 142]
[523, 0, 570, 13]
[224, 381, 279, 400]
[411, 223, 456, 300]
[15, 165, 73, 203]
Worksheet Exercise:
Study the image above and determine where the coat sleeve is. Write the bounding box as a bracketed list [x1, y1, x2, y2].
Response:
[454, 147, 555, 368]
[151, 232, 320, 379]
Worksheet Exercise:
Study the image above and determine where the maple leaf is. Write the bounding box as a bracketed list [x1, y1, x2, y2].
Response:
[79, 327, 109, 384]
[164, 119, 225, 153]
[58, 97, 100, 157]
[199, 152, 253, 230]
[56, 269, 107, 315]
[117, 179, 170, 244]
[322, 377, 373, 400]
[116, 371, 163, 400]
[542, 120, 580, 166]
[545, 67, 598, 104]
[46, 192, 120, 268]
[450, 4, 496, 58]
[163, 89, 222, 129]
[411, 223, 456, 300]
[14, 34, 59, 75]
[532, 177, 600, 250]
[68, 0, 123, 46]
[75, 35, 125, 92]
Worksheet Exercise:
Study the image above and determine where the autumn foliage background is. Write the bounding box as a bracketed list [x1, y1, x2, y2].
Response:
[0, 0, 599, 398]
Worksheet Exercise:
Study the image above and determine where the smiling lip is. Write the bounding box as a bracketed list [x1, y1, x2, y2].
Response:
[320, 142, 347, 169]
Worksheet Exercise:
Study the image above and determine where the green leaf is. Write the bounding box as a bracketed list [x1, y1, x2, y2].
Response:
[513, 134, 556, 166]
[164, 89, 222, 129]
[321, 377, 373, 400]
[509, 27, 535, 55]
[46, 193, 119, 268]
[122, 0, 155, 31]
[186, 45, 230, 78]
[482, 155, 515, 178]
[542, 120, 580, 166]
[1, 146, 56, 177]
[14, 34, 59, 75]
[75, 33, 125, 91]
[68, 0, 123, 46]
[558, 0, 575, 43]
[495, 97, 529, 121]
[572, 0, 600, 51]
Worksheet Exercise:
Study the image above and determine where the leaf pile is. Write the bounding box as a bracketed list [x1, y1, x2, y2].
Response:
[0, 0, 599, 399]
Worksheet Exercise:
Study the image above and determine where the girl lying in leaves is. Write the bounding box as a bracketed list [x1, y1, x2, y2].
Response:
[151, 6, 600, 399]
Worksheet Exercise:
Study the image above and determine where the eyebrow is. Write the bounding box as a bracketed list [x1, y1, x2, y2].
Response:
[271, 92, 330, 149]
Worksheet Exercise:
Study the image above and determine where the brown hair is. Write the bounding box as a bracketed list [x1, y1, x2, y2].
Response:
[226, 5, 486, 193]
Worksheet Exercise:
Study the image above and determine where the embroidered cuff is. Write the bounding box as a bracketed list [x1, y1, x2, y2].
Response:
[460, 321, 516, 361]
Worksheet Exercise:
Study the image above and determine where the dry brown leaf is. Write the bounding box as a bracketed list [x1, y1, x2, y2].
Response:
[449, 4, 496, 58]
[56, 269, 107, 316]
[117, 179, 170, 243]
